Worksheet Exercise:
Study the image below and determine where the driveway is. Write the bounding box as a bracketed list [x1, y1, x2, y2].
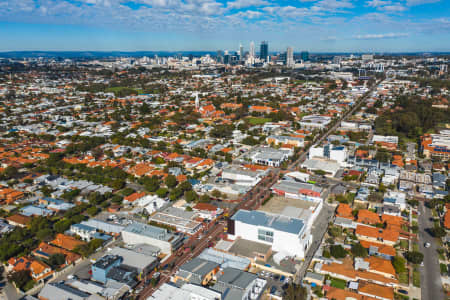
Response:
[418, 201, 444, 300]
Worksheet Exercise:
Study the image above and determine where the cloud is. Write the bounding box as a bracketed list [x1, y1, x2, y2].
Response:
[321, 36, 337, 41]
[227, 0, 269, 9]
[234, 10, 263, 18]
[380, 4, 406, 11]
[311, 0, 353, 12]
[353, 32, 409, 39]
[263, 5, 311, 18]
[365, 0, 391, 7]
[406, 0, 440, 6]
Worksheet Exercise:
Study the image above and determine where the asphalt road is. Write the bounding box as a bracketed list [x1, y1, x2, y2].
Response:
[296, 202, 335, 282]
[418, 201, 444, 300]
[1, 281, 21, 300]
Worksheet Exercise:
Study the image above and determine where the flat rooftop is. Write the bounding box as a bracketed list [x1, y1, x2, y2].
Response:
[231, 209, 304, 235]
[228, 238, 272, 258]
[259, 195, 318, 216]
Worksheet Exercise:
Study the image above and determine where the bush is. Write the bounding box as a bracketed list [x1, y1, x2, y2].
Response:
[440, 263, 448, 275]
[328, 226, 342, 238]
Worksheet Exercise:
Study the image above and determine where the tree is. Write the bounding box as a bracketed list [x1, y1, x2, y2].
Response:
[54, 219, 72, 233]
[47, 253, 66, 269]
[405, 251, 424, 264]
[199, 194, 211, 203]
[375, 150, 392, 163]
[3, 166, 18, 179]
[111, 195, 123, 204]
[351, 243, 368, 257]
[178, 181, 192, 192]
[143, 176, 160, 192]
[211, 190, 222, 198]
[36, 228, 54, 241]
[330, 245, 347, 259]
[87, 206, 99, 216]
[184, 190, 197, 202]
[165, 175, 177, 189]
[8, 270, 32, 291]
[284, 283, 307, 300]
[156, 188, 169, 198]
[111, 179, 125, 190]
[430, 226, 446, 238]
[392, 256, 406, 274]
[41, 185, 54, 197]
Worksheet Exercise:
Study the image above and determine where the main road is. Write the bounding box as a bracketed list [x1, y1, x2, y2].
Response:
[138, 81, 381, 298]
[288, 81, 381, 172]
[418, 202, 444, 300]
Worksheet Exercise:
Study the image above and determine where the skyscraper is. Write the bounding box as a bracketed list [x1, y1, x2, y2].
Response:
[216, 50, 224, 63]
[260, 41, 269, 62]
[286, 46, 294, 67]
[239, 44, 244, 60]
[249, 41, 255, 58]
[300, 51, 309, 62]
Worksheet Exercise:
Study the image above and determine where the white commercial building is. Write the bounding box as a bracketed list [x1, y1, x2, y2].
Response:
[309, 144, 348, 164]
[301, 157, 341, 177]
[248, 146, 292, 167]
[149, 283, 222, 300]
[300, 115, 331, 130]
[228, 210, 312, 259]
[221, 166, 265, 187]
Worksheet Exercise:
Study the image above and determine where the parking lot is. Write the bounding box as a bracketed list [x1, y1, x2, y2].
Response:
[256, 269, 291, 298]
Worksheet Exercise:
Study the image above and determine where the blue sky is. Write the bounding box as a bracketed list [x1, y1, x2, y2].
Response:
[0, 0, 449, 52]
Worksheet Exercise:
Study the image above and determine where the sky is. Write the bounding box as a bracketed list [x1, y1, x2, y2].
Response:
[0, 0, 449, 52]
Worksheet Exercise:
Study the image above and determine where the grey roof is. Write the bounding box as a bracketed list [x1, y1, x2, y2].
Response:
[93, 255, 122, 270]
[106, 265, 137, 286]
[39, 282, 91, 300]
[123, 222, 177, 242]
[180, 257, 219, 277]
[305, 272, 324, 281]
[272, 180, 323, 195]
[231, 209, 304, 235]
[198, 248, 251, 271]
[108, 247, 157, 271]
[214, 268, 257, 290]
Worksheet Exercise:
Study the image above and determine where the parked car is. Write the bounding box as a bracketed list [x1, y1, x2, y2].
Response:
[398, 289, 408, 295]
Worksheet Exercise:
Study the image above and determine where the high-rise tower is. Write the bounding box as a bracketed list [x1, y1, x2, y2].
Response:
[260, 41, 269, 62]
[286, 46, 294, 67]
[249, 41, 255, 58]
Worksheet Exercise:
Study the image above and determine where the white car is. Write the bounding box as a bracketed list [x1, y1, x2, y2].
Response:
[424, 242, 431, 248]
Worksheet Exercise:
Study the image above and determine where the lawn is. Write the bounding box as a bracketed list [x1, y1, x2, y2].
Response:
[398, 271, 409, 285]
[412, 243, 419, 252]
[412, 269, 420, 287]
[248, 117, 272, 125]
[105, 86, 143, 95]
[399, 240, 409, 250]
[330, 277, 347, 289]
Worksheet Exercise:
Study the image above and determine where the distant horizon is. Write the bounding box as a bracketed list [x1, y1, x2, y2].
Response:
[1, 1, 449, 52]
[1, 50, 449, 57]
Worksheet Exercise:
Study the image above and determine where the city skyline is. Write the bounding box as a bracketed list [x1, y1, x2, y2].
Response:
[0, 0, 449, 52]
